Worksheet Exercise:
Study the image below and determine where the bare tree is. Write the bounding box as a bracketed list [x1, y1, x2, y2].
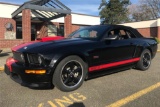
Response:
[129, 0, 160, 21]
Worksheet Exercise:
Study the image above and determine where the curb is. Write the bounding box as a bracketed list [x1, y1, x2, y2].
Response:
[0, 66, 4, 72]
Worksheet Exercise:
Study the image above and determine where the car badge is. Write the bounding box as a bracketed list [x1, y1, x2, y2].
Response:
[93, 56, 99, 59]
[24, 47, 27, 49]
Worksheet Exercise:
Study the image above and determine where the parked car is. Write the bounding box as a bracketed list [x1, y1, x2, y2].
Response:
[4, 25, 158, 92]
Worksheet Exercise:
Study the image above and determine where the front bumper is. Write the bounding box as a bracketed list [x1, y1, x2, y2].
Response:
[4, 62, 53, 88]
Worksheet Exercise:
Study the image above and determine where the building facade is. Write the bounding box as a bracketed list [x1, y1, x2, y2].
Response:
[0, 1, 160, 48]
[121, 19, 160, 39]
[0, 1, 100, 48]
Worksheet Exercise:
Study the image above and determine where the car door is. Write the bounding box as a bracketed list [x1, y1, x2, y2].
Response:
[100, 28, 136, 64]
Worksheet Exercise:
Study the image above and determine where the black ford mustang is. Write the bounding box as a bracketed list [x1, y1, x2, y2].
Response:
[5, 25, 158, 92]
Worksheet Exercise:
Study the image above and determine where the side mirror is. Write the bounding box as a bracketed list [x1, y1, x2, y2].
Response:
[104, 35, 118, 40]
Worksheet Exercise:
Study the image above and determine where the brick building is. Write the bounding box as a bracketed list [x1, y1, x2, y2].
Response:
[121, 19, 160, 39]
[0, 0, 160, 48]
[0, 1, 100, 48]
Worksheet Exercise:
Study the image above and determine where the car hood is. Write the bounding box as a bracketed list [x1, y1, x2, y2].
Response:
[12, 38, 94, 53]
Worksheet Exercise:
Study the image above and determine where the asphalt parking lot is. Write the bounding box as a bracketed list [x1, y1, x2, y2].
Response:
[0, 52, 160, 107]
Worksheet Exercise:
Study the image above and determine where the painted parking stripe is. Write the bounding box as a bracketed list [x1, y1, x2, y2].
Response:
[0, 66, 4, 71]
[37, 93, 87, 107]
[106, 82, 160, 107]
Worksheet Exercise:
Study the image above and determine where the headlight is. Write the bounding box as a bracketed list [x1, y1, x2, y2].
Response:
[20, 54, 25, 61]
[13, 52, 25, 63]
[27, 54, 43, 65]
[38, 56, 42, 64]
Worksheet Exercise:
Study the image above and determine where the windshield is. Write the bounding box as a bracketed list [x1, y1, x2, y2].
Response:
[68, 26, 107, 39]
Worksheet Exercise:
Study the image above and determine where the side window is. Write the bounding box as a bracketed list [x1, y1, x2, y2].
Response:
[107, 29, 128, 40]
[71, 30, 97, 38]
[119, 29, 129, 39]
[126, 30, 136, 38]
[105, 28, 137, 40]
[108, 30, 114, 37]
[79, 30, 90, 37]
[116, 29, 136, 39]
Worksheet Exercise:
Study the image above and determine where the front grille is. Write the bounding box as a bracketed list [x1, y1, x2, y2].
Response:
[13, 52, 25, 63]
[27, 54, 41, 65]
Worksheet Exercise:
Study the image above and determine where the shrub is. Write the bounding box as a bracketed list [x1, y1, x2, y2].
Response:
[155, 37, 160, 44]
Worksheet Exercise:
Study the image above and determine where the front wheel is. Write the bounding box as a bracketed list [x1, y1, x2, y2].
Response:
[53, 56, 87, 92]
[136, 49, 151, 71]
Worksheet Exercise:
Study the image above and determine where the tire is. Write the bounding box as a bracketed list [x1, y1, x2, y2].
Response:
[136, 49, 151, 71]
[53, 55, 87, 92]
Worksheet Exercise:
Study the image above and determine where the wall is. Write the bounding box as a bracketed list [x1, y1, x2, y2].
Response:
[0, 3, 18, 18]
[120, 19, 159, 38]
[71, 13, 100, 25]
[0, 39, 24, 48]
[0, 18, 23, 48]
[71, 24, 80, 32]
[0, 18, 16, 39]
[52, 13, 100, 26]
[137, 27, 157, 38]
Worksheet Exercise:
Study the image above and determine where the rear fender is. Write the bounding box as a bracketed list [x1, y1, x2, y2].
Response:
[139, 42, 154, 58]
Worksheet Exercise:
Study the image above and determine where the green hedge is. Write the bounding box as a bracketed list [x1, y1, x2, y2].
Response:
[155, 37, 160, 44]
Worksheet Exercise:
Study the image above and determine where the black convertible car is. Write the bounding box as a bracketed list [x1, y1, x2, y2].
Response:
[5, 25, 158, 92]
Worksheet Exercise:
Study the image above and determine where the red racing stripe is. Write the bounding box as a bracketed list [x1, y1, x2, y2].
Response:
[11, 41, 39, 51]
[38, 36, 64, 42]
[89, 58, 140, 72]
[11, 36, 64, 51]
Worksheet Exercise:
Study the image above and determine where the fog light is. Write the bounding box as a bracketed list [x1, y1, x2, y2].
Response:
[25, 70, 46, 74]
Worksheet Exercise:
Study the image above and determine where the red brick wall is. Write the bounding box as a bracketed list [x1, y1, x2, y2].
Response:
[64, 15, 72, 37]
[137, 27, 157, 38]
[71, 25, 80, 32]
[0, 18, 21, 48]
[0, 9, 32, 48]
[0, 40, 24, 48]
[22, 9, 31, 42]
[0, 18, 16, 39]
[158, 27, 160, 39]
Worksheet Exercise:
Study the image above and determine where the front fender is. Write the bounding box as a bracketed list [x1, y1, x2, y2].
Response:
[49, 50, 89, 73]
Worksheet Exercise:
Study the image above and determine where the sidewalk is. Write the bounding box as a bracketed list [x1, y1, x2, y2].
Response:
[0, 48, 12, 71]
[157, 44, 160, 52]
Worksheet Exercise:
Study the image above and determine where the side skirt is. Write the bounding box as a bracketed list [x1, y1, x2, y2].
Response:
[87, 63, 135, 80]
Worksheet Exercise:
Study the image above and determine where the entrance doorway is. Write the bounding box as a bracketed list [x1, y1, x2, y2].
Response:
[31, 25, 36, 41]
[16, 23, 37, 41]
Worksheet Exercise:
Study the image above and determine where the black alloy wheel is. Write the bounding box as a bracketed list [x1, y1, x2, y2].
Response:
[142, 52, 151, 68]
[136, 49, 151, 71]
[61, 60, 83, 88]
[53, 56, 87, 92]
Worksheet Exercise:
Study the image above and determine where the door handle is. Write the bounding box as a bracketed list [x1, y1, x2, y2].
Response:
[130, 43, 134, 45]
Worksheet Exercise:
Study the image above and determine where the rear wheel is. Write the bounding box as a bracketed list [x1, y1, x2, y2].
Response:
[136, 49, 151, 71]
[53, 56, 87, 92]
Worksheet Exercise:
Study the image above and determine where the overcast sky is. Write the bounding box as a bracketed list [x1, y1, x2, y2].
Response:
[0, 0, 138, 16]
